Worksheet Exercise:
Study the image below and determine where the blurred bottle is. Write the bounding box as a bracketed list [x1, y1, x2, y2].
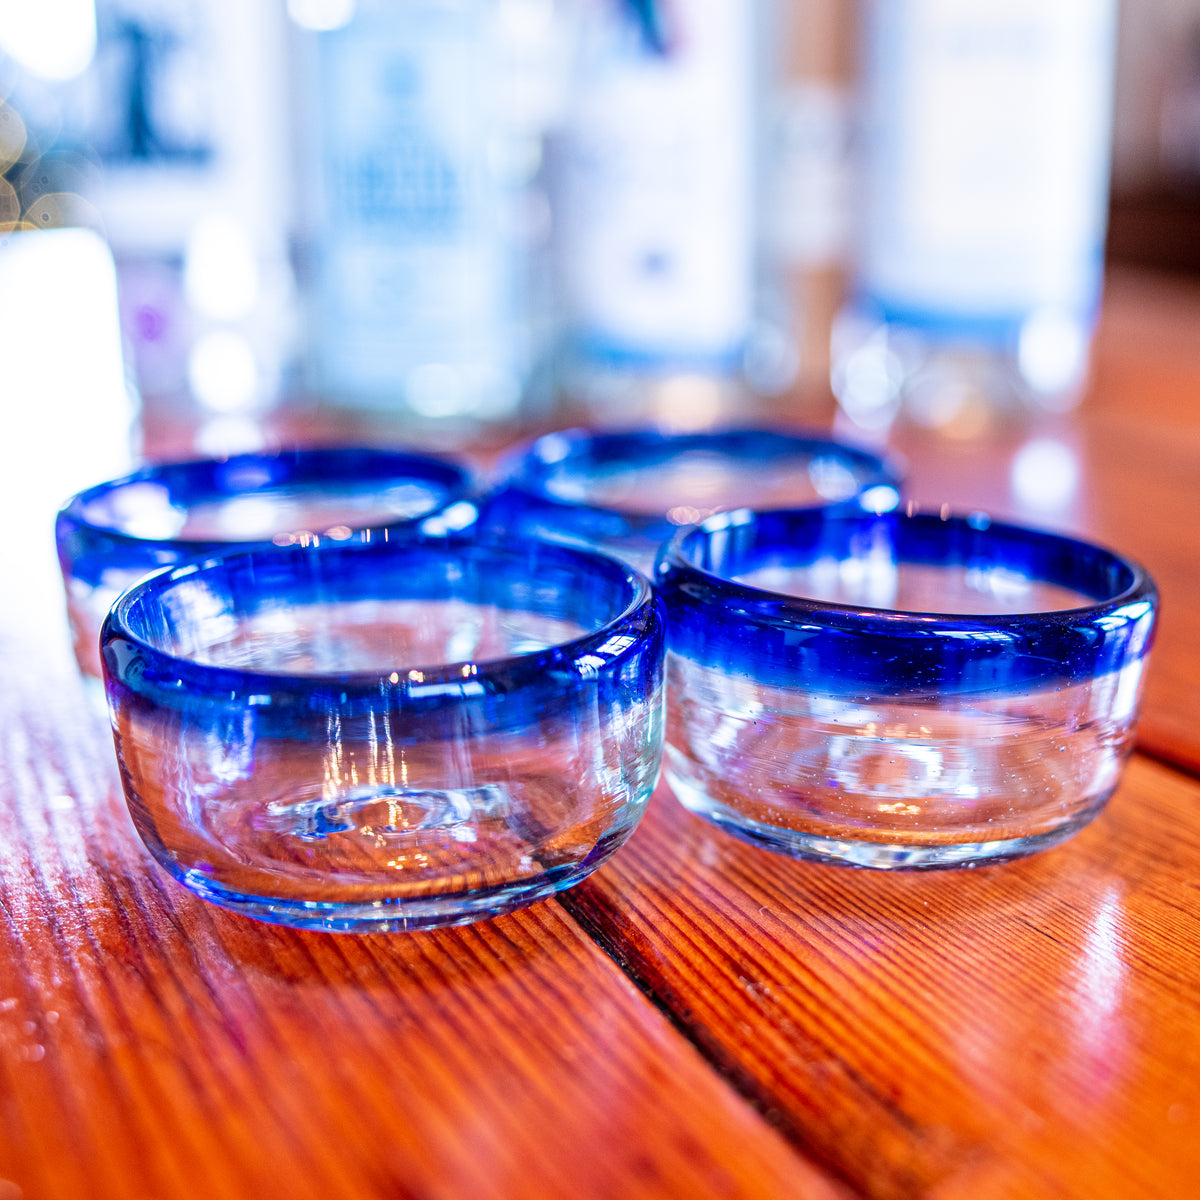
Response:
[73, 0, 296, 459]
[556, 0, 807, 430]
[0, 0, 145, 475]
[765, 0, 855, 408]
[292, 0, 567, 444]
[833, 0, 1119, 439]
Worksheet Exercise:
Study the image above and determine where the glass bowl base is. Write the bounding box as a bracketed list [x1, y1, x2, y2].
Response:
[667, 773, 1112, 870]
[154, 849, 622, 932]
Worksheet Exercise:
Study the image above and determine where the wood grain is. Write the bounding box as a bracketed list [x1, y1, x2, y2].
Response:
[0, 440, 843, 1200]
[556, 268, 1200, 1198]
[0, 652, 844, 1200]
[51, 261, 1200, 1200]
[563, 759, 1200, 1200]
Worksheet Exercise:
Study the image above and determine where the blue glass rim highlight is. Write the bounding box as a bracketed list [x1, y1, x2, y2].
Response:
[489, 426, 905, 536]
[657, 508, 1158, 696]
[57, 446, 475, 586]
[101, 533, 664, 733]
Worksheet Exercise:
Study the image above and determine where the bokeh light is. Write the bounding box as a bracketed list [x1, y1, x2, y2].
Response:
[287, 0, 356, 33]
[187, 329, 259, 413]
[1011, 437, 1081, 513]
[0, 0, 96, 82]
[184, 213, 260, 321]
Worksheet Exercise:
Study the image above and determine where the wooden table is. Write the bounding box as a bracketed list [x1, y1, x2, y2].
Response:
[3, 266, 1199, 1199]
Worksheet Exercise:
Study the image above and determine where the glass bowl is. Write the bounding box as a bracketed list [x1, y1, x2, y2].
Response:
[57, 447, 476, 679]
[102, 533, 665, 930]
[483, 427, 903, 573]
[656, 508, 1158, 869]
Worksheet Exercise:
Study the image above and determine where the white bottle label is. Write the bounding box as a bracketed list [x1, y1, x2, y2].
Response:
[859, 0, 1117, 332]
[558, 0, 754, 367]
[310, 1, 537, 417]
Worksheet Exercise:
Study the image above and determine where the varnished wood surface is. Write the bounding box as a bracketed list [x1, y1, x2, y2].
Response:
[1, 413, 840, 1198]
[3, 264, 1200, 1199]
[564, 758, 1200, 1199]
[0, 662, 842, 1199]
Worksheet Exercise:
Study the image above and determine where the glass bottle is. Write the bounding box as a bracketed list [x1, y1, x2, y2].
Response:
[833, 0, 1119, 438]
[292, 0, 568, 444]
[554, 0, 806, 430]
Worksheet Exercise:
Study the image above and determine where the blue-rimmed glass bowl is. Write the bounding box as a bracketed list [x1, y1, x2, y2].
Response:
[656, 508, 1158, 869]
[57, 447, 476, 679]
[483, 428, 903, 573]
[102, 534, 665, 931]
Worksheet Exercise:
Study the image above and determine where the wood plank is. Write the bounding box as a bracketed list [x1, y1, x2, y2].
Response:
[0, 656, 845, 1200]
[0, 478, 843, 1200]
[1084, 274, 1200, 772]
[48, 260, 1200, 1200]
[562, 758, 1200, 1200]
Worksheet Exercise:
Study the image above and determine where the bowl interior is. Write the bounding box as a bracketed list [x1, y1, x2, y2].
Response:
[123, 541, 639, 677]
[76, 453, 462, 543]
[679, 511, 1137, 617]
[527, 431, 891, 520]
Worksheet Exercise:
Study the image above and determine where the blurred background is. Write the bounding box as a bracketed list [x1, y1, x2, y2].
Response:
[1, 0, 1198, 482]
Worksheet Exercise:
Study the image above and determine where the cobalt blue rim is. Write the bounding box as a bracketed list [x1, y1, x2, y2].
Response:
[656, 508, 1158, 696]
[56, 447, 476, 588]
[484, 427, 904, 544]
[101, 534, 665, 735]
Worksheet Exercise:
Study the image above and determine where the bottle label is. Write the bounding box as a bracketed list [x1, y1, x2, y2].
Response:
[858, 0, 1117, 336]
[309, 1, 533, 417]
[558, 0, 754, 368]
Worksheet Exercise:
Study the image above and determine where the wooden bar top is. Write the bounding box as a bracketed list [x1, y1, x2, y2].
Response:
[3, 265, 1200, 1199]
